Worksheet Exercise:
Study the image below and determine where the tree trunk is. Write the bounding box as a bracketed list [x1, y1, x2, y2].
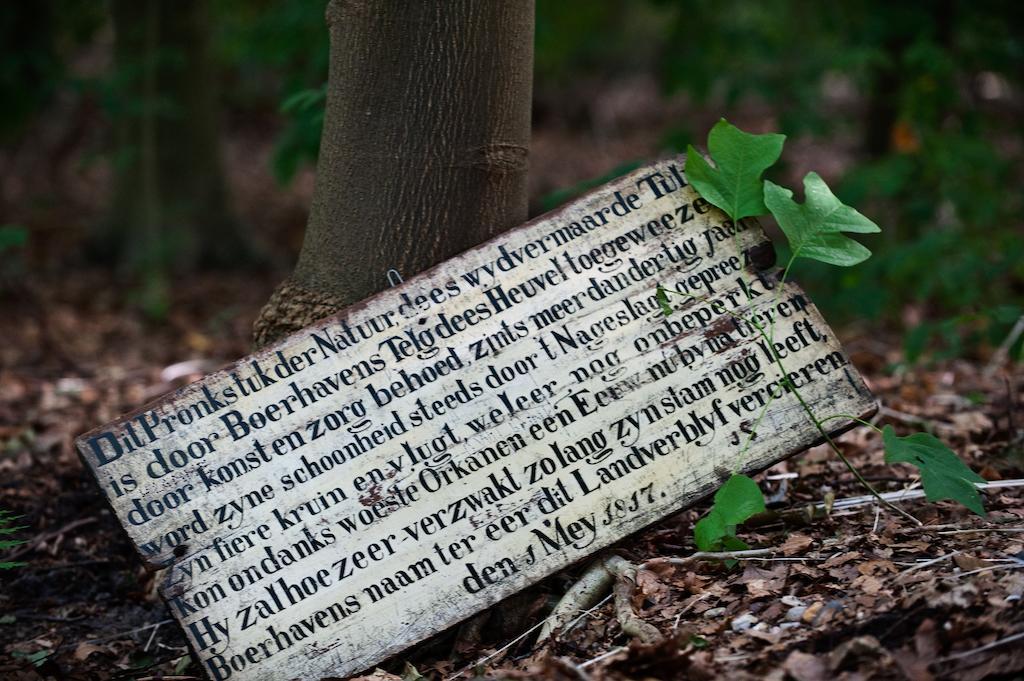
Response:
[254, 0, 534, 347]
[103, 0, 246, 280]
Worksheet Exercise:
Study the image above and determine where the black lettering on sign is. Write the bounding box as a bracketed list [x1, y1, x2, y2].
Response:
[76, 157, 875, 681]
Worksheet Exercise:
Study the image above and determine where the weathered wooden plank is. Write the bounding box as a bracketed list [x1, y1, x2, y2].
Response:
[76, 157, 876, 681]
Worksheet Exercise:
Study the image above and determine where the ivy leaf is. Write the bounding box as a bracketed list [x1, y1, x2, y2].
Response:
[764, 172, 880, 266]
[882, 425, 986, 516]
[714, 474, 766, 524]
[693, 475, 765, 552]
[693, 509, 726, 552]
[685, 119, 785, 222]
[656, 284, 673, 316]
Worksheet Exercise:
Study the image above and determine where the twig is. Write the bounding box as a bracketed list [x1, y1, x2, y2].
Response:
[27, 559, 117, 572]
[68, 619, 174, 649]
[642, 548, 776, 568]
[984, 314, 1024, 377]
[673, 592, 710, 632]
[550, 657, 591, 681]
[448, 616, 562, 679]
[822, 479, 1024, 512]
[8, 612, 87, 623]
[5, 517, 98, 560]
[937, 527, 1024, 535]
[579, 646, 627, 669]
[1006, 375, 1018, 443]
[878, 406, 944, 432]
[144, 621, 163, 652]
[896, 551, 960, 579]
[952, 563, 1024, 579]
[560, 594, 613, 638]
[938, 630, 1024, 662]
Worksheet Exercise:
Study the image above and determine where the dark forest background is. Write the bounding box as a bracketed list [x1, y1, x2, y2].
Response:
[2, 0, 1022, 363]
[2, 3, 1024, 678]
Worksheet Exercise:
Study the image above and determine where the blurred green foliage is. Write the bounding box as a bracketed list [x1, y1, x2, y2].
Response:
[211, 0, 329, 183]
[535, 0, 1024, 362]
[0, 1, 104, 139]
[2, 0, 1021, 359]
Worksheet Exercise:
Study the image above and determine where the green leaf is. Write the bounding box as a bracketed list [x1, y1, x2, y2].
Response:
[882, 425, 986, 516]
[12, 649, 51, 666]
[693, 475, 765, 554]
[720, 535, 750, 552]
[279, 85, 326, 114]
[685, 119, 785, 222]
[713, 474, 766, 525]
[656, 284, 673, 316]
[764, 172, 880, 267]
[693, 509, 726, 552]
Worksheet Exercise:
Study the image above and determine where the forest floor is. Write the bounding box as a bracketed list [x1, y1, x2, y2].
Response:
[3, 77, 1024, 680]
[1, 270, 1023, 681]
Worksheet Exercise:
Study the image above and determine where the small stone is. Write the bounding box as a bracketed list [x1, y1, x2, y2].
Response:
[785, 605, 807, 622]
[781, 595, 804, 607]
[731, 613, 759, 632]
[703, 607, 726, 618]
[801, 601, 824, 624]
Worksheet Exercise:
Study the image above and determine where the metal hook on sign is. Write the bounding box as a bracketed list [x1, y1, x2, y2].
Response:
[386, 268, 404, 288]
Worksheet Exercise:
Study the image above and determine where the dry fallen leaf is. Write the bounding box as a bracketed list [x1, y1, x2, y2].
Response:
[781, 533, 814, 556]
[72, 643, 105, 662]
[783, 650, 828, 681]
[953, 553, 990, 571]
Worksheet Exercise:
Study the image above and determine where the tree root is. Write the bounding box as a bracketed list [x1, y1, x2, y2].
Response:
[608, 556, 663, 645]
[252, 277, 349, 348]
[537, 554, 662, 646]
[536, 549, 777, 646]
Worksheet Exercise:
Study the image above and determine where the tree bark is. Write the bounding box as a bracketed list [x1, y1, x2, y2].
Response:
[254, 0, 534, 347]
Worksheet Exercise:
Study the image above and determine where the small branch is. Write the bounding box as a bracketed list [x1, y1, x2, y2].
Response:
[895, 551, 960, 580]
[825, 479, 1024, 512]
[878, 406, 949, 434]
[450, 614, 554, 679]
[984, 314, 1024, 377]
[642, 548, 776, 568]
[938, 630, 1024, 662]
[548, 657, 592, 681]
[579, 646, 627, 669]
[937, 527, 1024, 535]
[5, 517, 98, 560]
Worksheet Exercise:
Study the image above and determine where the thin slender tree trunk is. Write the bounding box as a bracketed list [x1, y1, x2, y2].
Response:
[104, 0, 245, 279]
[254, 0, 534, 347]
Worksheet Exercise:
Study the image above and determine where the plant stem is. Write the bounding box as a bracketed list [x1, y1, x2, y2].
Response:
[740, 392, 776, 456]
[819, 413, 884, 434]
[748, 317, 921, 525]
[659, 283, 920, 525]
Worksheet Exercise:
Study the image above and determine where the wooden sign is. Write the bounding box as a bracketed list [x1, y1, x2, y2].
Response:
[77, 158, 875, 681]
